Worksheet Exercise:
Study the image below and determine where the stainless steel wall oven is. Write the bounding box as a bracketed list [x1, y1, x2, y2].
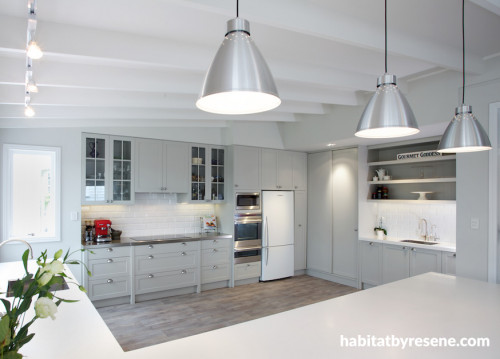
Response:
[234, 213, 262, 263]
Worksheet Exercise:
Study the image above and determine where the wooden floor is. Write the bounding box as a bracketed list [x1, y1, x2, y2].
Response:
[97, 275, 358, 351]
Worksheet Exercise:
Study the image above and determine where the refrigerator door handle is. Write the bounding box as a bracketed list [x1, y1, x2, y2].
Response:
[266, 247, 269, 266]
[264, 216, 269, 248]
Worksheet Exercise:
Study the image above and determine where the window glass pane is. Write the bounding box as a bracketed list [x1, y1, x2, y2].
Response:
[7, 147, 59, 240]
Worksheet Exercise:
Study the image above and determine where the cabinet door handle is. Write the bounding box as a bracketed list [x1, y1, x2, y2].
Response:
[369, 242, 374, 246]
[181, 252, 187, 256]
[181, 269, 187, 274]
[453, 253, 456, 257]
[402, 246, 407, 250]
[295, 186, 298, 189]
[411, 248, 416, 252]
[107, 259, 113, 263]
[212, 265, 218, 270]
[212, 239, 218, 244]
[182, 242, 187, 246]
[298, 224, 302, 227]
[107, 279, 113, 284]
[234, 184, 239, 187]
[148, 255, 154, 259]
[148, 244, 154, 249]
[212, 249, 217, 253]
[148, 274, 154, 279]
[106, 248, 113, 252]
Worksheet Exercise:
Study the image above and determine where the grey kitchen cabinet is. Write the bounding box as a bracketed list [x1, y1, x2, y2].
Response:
[261, 149, 293, 190]
[135, 139, 189, 193]
[359, 241, 383, 287]
[232, 146, 261, 190]
[82, 133, 134, 204]
[234, 262, 261, 281]
[201, 238, 231, 284]
[190, 145, 225, 202]
[85, 247, 132, 301]
[294, 190, 307, 271]
[382, 244, 410, 284]
[307, 148, 358, 286]
[292, 152, 307, 191]
[409, 247, 442, 277]
[441, 251, 456, 275]
[307, 151, 333, 273]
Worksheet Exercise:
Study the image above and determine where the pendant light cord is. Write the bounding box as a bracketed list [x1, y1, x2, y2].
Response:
[385, 0, 388, 74]
[236, 0, 239, 17]
[462, 0, 465, 104]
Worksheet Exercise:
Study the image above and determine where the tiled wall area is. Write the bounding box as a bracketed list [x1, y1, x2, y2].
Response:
[366, 202, 456, 244]
[81, 193, 216, 237]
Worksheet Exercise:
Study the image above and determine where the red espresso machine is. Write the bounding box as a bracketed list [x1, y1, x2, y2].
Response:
[94, 219, 112, 242]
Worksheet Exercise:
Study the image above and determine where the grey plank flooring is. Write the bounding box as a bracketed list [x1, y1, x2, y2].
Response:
[97, 275, 358, 351]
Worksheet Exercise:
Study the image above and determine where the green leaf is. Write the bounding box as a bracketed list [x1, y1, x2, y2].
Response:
[22, 249, 29, 275]
[0, 315, 11, 348]
[15, 332, 35, 348]
[11, 280, 24, 299]
[0, 299, 11, 314]
[78, 285, 87, 293]
[2, 350, 23, 359]
[16, 297, 32, 317]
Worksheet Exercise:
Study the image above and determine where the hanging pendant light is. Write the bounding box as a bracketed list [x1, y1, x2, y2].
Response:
[355, 0, 419, 138]
[437, 0, 491, 153]
[196, 0, 280, 115]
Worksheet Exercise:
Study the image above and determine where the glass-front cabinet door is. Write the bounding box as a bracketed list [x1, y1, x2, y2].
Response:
[84, 135, 107, 203]
[82, 134, 134, 205]
[190, 145, 225, 202]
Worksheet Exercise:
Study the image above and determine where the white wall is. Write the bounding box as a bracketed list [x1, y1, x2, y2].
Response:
[0, 128, 83, 281]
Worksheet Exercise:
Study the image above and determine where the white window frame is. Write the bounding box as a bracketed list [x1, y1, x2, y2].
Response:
[2, 144, 61, 243]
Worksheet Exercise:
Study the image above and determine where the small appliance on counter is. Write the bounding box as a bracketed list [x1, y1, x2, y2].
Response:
[94, 219, 112, 242]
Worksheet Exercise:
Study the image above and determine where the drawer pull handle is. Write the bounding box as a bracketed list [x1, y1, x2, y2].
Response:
[148, 244, 154, 249]
[107, 259, 113, 263]
[106, 248, 113, 252]
[181, 269, 187, 274]
[107, 279, 113, 284]
[212, 265, 217, 270]
[181, 252, 187, 256]
[212, 249, 217, 253]
[148, 274, 154, 279]
[369, 242, 373, 246]
[213, 240, 218, 244]
[411, 248, 416, 252]
[182, 242, 187, 246]
[148, 255, 154, 259]
[453, 253, 456, 257]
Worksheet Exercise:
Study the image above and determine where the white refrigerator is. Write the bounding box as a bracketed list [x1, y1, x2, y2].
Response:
[261, 190, 294, 281]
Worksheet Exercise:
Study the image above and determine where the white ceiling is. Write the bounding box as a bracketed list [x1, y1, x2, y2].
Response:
[0, 0, 499, 131]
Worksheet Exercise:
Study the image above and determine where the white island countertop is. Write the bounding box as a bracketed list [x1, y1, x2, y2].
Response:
[1, 261, 498, 359]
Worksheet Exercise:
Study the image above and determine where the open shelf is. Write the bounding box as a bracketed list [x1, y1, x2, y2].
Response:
[368, 199, 456, 204]
[368, 155, 456, 167]
[368, 177, 456, 185]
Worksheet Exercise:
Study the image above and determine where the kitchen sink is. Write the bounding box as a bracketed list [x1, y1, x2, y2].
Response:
[6, 276, 69, 297]
[400, 239, 439, 245]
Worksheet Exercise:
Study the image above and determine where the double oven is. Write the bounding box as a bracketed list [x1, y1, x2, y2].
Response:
[234, 192, 262, 264]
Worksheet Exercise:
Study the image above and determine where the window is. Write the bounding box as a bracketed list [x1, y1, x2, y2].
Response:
[3, 144, 61, 242]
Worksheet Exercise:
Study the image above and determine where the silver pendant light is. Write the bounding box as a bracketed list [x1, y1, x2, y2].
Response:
[196, 0, 280, 115]
[355, 0, 419, 138]
[437, 0, 491, 153]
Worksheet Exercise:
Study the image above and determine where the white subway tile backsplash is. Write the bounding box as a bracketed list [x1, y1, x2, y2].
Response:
[82, 193, 216, 237]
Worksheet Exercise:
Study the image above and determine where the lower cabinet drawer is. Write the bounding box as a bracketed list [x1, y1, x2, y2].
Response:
[88, 257, 130, 279]
[135, 268, 198, 295]
[135, 250, 198, 275]
[201, 238, 231, 250]
[201, 247, 230, 265]
[201, 264, 230, 284]
[88, 276, 131, 301]
[234, 261, 261, 280]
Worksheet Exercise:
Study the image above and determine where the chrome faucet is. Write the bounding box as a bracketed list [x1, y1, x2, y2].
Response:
[0, 239, 34, 259]
[419, 219, 428, 241]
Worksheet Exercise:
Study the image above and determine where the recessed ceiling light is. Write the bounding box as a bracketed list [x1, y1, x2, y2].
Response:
[327, 143, 336, 147]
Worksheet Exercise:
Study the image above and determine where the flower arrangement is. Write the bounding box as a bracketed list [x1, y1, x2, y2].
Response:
[0, 249, 90, 358]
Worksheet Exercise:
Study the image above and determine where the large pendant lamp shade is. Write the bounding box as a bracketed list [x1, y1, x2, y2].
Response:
[437, 0, 491, 153]
[196, 16, 281, 115]
[355, 0, 419, 138]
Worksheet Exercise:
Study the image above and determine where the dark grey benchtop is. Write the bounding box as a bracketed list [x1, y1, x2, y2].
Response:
[81, 232, 232, 249]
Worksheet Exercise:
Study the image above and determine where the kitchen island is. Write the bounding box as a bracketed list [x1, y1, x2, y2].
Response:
[1, 261, 498, 358]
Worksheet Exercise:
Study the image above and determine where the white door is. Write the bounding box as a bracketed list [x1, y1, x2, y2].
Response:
[135, 139, 163, 192]
[263, 191, 294, 247]
[233, 146, 261, 190]
[294, 191, 307, 271]
[261, 245, 294, 281]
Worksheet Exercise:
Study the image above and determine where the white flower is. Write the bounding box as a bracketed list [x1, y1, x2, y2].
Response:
[38, 272, 53, 286]
[41, 260, 64, 276]
[34, 297, 58, 320]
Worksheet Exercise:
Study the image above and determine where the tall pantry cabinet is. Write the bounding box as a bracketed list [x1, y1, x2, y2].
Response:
[307, 148, 358, 287]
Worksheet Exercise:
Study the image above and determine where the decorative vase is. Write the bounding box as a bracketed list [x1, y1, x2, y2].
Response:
[376, 230, 385, 240]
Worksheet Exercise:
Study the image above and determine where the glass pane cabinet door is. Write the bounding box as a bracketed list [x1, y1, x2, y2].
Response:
[85, 136, 106, 202]
[211, 148, 224, 201]
[112, 139, 132, 201]
[191, 146, 206, 201]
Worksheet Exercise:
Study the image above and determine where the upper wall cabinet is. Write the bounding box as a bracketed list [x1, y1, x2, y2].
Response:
[135, 139, 189, 193]
[82, 133, 134, 205]
[261, 149, 293, 190]
[190, 145, 225, 202]
[292, 152, 307, 191]
[232, 146, 261, 191]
